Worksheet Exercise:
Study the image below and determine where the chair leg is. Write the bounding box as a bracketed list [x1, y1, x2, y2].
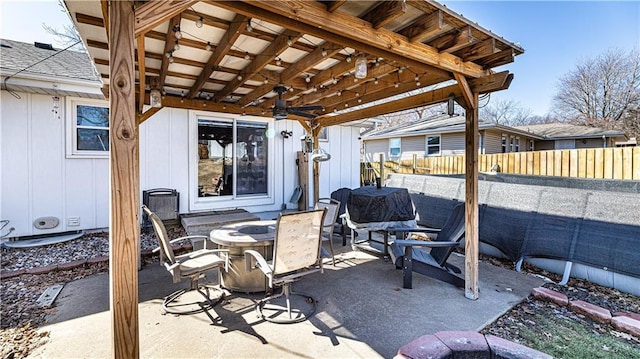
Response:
[328, 235, 336, 266]
[163, 277, 225, 315]
[256, 283, 316, 324]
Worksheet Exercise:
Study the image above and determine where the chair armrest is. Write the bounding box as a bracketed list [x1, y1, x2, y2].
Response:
[388, 227, 441, 234]
[168, 235, 208, 245]
[244, 250, 272, 277]
[168, 248, 230, 271]
[393, 239, 460, 248]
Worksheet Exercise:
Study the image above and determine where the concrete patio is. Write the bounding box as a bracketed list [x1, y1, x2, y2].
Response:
[29, 235, 545, 359]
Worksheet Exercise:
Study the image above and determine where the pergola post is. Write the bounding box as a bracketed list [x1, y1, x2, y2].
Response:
[463, 93, 480, 300]
[109, 1, 140, 357]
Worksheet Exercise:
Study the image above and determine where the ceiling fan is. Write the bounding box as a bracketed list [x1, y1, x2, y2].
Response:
[272, 85, 324, 120]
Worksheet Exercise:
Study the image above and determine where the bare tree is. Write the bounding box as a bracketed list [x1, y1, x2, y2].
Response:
[479, 97, 532, 126]
[42, 0, 84, 51]
[552, 48, 640, 132]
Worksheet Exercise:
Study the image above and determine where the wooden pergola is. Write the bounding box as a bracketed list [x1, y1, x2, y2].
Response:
[64, 1, 523, 356]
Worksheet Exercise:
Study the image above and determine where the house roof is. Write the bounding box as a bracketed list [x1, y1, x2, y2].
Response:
[0, 38, 103, 98]
[362, 114, 543, 140]
[63, 0, 524, 128]
[514, 123, 626, 140]
[0, 39, 100, 81]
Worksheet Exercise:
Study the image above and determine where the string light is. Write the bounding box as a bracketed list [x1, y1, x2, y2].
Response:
[195, 16, 203, 28]
[287, 36, 293, 46]
[321, 48, 327, 57]
[244, 52, 250, 60]
[173, 25, 182, 39]
[246, 18, 253, 32]
[174, 41, 180, 51]
[374, 77, 379, 85]
[205, 42, 211, 51]
[276, 57, 282, 66]
[346, 55, 352, 63]
[394, 82, 399, 88]
[305, 75, 311, 83]
[237, 74, 243, 81]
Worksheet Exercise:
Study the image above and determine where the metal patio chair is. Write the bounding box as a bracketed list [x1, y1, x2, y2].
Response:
[142, 205, 229, 315]
[314, 198, 341, 265]
[244, 209, 326, 324]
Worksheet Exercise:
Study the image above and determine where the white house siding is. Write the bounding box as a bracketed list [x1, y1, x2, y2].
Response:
[401, 136, 426, 159]
[1, 92, 109, 238]
[1, 92, 361, 239]
[363, 138, 388, 162]
[441, 133, 465, 156]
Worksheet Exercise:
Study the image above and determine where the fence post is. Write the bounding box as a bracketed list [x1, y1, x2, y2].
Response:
[412, 154, 417, 174]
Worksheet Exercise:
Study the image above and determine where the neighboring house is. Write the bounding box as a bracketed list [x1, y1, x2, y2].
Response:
[1, 39, 366, 239]
[361, 114, 541, 161]
[361, 114, 628, 162]
[514, 123, 626, 150]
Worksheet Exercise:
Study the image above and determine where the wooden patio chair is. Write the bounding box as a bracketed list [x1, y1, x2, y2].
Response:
[388, 203, 465, 289]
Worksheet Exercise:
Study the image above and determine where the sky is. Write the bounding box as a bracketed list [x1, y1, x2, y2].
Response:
[1, 0, 638, 117]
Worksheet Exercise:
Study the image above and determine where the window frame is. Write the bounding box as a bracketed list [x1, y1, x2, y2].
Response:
[66, 97, 110, 158]
[188, 110, 274, 211]
[426, 134, 441, 156]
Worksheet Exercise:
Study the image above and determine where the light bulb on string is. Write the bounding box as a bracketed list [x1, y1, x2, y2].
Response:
[195, 16, 203, 28]
[205, 42, 211, 51]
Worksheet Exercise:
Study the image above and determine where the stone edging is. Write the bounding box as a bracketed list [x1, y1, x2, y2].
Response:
[394, 330, 552, 359]
[531, 287, 640, 339]
[0, 243, 193, 280]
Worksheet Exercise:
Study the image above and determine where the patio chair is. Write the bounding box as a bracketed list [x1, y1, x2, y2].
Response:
[244, 208, 326, 324]
[142, 205, 229, 315]
[330, 187, 352, 245]
[314, 198, 341, 265]
[388, 203, 465, 289]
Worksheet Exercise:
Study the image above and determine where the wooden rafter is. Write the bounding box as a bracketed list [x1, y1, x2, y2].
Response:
[456, 38, 495, 62]
[224, 0, 488, 78]
[134, 0, 198, 36]
[325, 0, 347, 13]
[159, 15, 182, 89]
[216, 30, 301, 100]
[214, 1, 451, 79]
[188, 14, 247, 99]
[361, 0, 407, 30]
[399, 10, 453, 43]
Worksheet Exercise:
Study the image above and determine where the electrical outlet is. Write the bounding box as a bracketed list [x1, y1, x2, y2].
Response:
[67, 217, 80, 226]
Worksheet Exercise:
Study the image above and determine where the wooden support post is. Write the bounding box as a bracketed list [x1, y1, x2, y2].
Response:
[312, 129, 320, 206]
[109, 1, 140, 357]
[464, 93, 479, 300]
[379, 153, 384, 183]
[296, 151, 308, 210]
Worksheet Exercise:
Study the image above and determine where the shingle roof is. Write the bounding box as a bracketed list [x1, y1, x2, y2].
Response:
[514, 123, 625, 139]
[0, 38, 99, 81]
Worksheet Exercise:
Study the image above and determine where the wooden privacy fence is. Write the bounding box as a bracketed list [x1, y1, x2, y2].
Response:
[362, 147, 640, 183]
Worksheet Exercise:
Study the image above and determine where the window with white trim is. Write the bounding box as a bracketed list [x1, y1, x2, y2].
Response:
[389, 138, 401, 157]
[426, 135, 441, 156]
[501, 134, 507, 153]
[515, 137, 521, 152]
[66, 98, 109, 158]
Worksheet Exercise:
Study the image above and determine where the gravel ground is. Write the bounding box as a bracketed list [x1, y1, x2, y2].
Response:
[1, 230, 639, 358]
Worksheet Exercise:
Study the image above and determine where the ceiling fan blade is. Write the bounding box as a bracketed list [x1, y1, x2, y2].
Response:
[288, 110, 318, 119]
[290, 105, 324, 111]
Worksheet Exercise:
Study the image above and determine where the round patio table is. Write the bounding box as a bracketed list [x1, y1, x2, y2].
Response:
[210, 220, 275, 293]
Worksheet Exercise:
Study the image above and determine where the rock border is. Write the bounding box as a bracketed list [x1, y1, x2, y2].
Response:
[0, 243, 193, 280]
[531, 286, 640, 339]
